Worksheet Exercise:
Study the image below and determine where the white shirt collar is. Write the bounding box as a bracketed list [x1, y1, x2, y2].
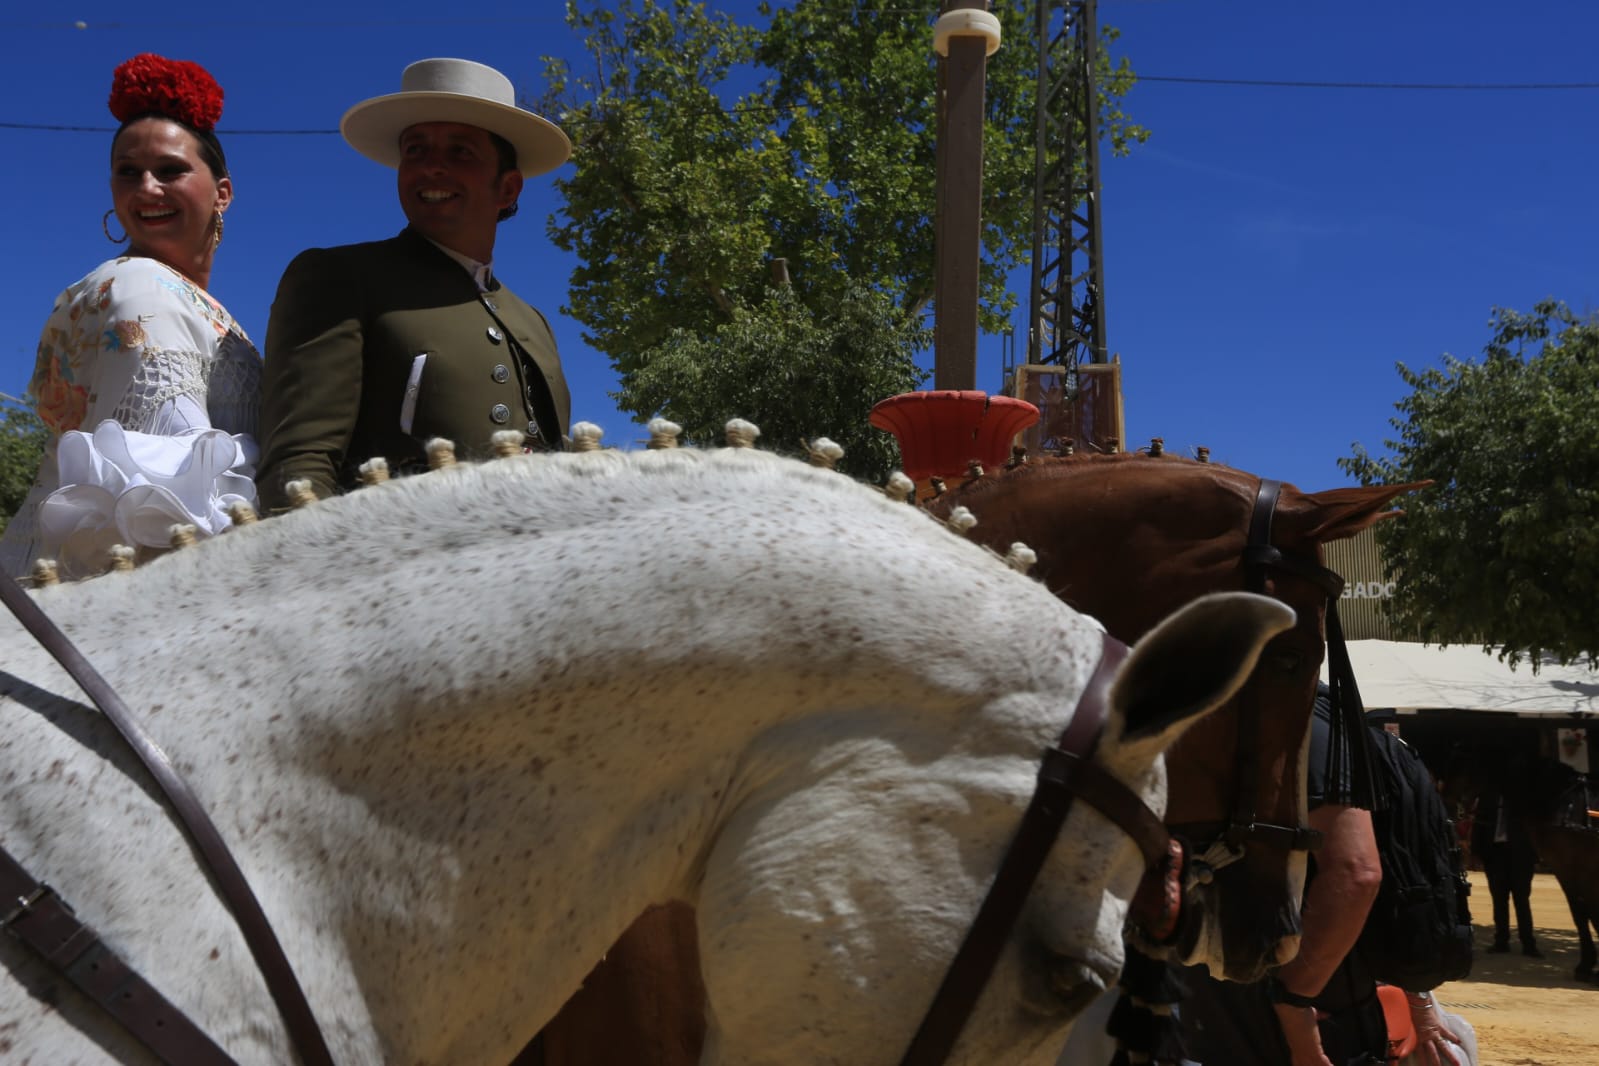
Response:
[425, 237, 494, 292]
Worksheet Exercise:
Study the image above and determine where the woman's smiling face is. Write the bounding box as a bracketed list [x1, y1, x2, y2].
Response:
[110, 117, 231, 283]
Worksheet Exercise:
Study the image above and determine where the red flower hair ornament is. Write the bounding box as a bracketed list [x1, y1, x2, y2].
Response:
[108, 54, 224, 132]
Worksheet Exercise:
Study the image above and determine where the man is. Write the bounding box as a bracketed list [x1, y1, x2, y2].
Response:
[257, 58, 571, 508]
[1180, 685, 1386, 1066]
[1181, 691, 1477, 1066]
[1471, 755, 1541, 958]
[259, 60, 701, 1065]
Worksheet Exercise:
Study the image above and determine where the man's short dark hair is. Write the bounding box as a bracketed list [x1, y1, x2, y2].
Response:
[489, 132, 520, 221]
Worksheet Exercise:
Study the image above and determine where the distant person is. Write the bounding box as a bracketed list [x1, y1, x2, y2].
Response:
[256, 58, 571, 510]
[0, 53, 259, 580]
[1472, 759, 1541, 957]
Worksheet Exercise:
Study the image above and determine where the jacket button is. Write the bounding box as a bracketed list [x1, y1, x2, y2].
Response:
[490, 403, 510, 424]
[527, 419, 541, 439]
[483, 298, 499, 313]
[487, 327, 504, 344]
[491, 364, 510, 383]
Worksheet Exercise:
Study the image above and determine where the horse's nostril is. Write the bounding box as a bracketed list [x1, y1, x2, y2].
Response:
[1048, 957, 1108, 1016]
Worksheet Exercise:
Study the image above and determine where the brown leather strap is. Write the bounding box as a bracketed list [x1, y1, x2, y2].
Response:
[0, 573, 335, 1066]
[1038, 749, 1171, 868]
[900, 635, 1144, 1066]
[1, 846, 238, 1065]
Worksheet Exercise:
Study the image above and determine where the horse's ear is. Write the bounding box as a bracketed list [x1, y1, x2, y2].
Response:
[1108, 592, 1295, 752]
[1285, 480, 1432, 544]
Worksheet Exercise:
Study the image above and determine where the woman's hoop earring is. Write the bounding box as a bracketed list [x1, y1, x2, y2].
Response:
[102, 209, 128, 244]
[212, 210, 224, 250]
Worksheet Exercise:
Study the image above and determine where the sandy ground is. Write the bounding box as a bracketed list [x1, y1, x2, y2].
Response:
[1432, 871, 1596, 1066]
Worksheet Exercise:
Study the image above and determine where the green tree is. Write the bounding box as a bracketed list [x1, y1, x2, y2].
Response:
[627, 283, 926, 477]
[540, 0, 1146, 463]
[0, 395, 46, 535]
[1340, 300, 1599, 667]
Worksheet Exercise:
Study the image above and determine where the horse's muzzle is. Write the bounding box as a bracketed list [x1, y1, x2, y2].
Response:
[1046, 956, 1109, 1018]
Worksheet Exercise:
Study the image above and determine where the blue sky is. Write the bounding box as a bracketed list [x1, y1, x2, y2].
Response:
[2, 1, 1595, 493]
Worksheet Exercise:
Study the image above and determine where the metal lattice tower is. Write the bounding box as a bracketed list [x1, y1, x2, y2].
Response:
[1026, 0, 1108, 371]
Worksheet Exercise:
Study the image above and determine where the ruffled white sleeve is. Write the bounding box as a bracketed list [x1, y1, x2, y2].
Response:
[0, 258, 261, 579]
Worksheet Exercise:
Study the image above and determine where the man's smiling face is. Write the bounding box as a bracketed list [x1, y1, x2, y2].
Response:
[396, 121, 521, 260]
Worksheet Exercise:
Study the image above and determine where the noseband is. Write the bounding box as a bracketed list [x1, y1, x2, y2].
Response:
[1166, 478, 1346, 879]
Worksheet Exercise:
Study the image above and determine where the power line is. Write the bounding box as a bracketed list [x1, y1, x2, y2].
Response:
[1140, 74, 1599, 90]
[0, 122, 338, 134]
[0, 16, 571, 30]
[5, 70, 1597, 137]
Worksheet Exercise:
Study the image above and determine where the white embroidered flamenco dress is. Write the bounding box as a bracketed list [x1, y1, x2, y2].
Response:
[0, 256, 261, 580]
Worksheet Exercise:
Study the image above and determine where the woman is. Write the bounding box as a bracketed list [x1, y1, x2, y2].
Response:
[0, 53, 259, 580]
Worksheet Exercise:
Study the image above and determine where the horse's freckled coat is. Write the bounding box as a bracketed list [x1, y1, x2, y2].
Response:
[0, 446, 1276, 1066]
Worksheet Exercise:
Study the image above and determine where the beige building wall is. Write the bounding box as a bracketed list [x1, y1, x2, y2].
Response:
[1321, 526, 1414, 641]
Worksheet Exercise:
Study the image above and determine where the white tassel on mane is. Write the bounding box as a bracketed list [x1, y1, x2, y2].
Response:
[570, 422, 605, 452]
[724, 419, 760, 449]
[945, 505, 978, 535]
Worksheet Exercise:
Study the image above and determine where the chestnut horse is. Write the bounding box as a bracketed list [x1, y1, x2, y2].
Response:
[928, 453, 1423, 981]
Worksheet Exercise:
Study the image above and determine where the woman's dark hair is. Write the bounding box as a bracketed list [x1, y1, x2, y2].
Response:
[112, 114, 229, 180]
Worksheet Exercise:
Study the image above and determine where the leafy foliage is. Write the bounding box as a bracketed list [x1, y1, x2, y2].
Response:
[539, 0, 1146, 446]
[627, 283, 925, 479]
[0, 396, 46, 535]
[1340, 301, 1599, 667]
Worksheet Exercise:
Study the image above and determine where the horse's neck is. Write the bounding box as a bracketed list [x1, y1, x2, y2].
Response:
[8, 565, 1064, 1063]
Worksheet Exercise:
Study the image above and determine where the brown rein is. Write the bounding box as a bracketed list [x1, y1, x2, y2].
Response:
[0, 572, 334, 1066]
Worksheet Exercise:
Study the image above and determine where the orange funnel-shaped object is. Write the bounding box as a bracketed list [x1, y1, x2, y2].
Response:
[869, 390, 1039, 481]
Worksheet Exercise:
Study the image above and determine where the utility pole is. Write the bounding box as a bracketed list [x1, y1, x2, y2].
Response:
[1027, 0, 1108, 372]
[931, 0, 999, 389]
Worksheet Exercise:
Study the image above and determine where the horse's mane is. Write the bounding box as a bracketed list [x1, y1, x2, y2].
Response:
[36, 447, 932, 608]
[941, 451, 1244, 505]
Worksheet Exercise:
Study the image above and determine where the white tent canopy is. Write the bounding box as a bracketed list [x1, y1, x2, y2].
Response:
[1324, 640, 1599, 717]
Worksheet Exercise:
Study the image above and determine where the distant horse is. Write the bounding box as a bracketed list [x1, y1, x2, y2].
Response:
[1532, 773, 1599, 983]
[930, 451, 1423, 979]
[0, 445, 1292, 1065]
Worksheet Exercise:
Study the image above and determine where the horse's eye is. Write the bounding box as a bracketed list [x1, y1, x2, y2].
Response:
[1266, 647, 1305, 674]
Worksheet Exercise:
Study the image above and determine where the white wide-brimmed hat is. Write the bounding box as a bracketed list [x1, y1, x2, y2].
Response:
[341, 58, 570, 178]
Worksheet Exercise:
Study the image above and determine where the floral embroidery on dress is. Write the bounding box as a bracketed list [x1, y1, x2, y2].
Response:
[33, 358, 88, 435]
[107, 318, 150, 352]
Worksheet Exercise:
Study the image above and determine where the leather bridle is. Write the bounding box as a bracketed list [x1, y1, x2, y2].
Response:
[1165, 478, 1347, 879]
[900, 631, 1183, 1066]
[903, 478, 1365, 1065]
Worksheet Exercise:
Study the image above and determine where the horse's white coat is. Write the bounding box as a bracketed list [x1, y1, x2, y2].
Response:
[0, 447, 1286, 1065]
